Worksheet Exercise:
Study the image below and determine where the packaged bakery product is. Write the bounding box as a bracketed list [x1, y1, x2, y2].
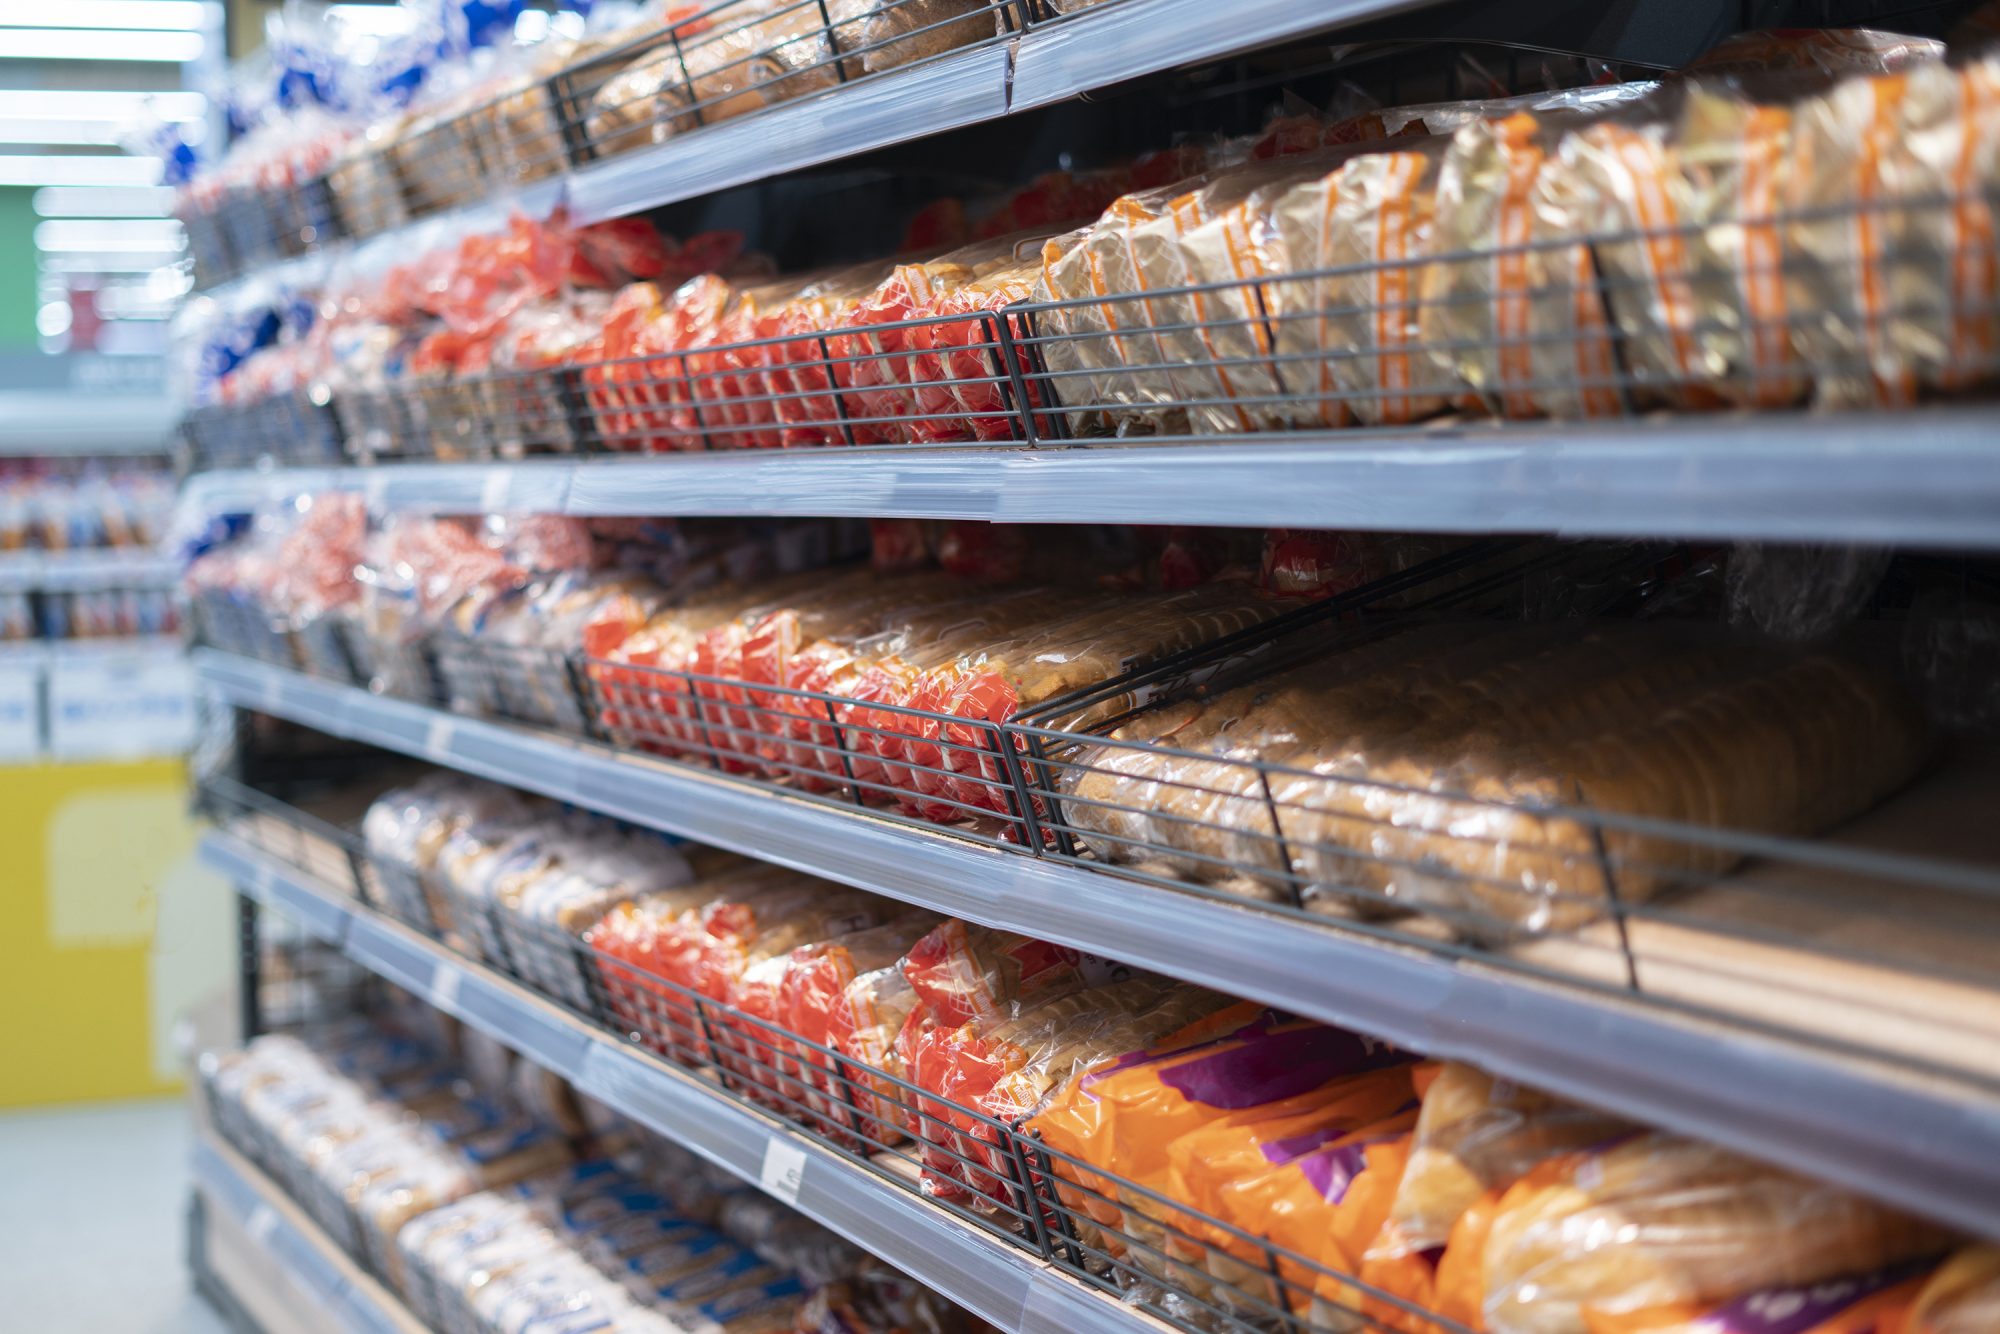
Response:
[1158, 1070, 1418, 1299]
[1689, 27, 1944, 77]
[586, 862, 812, 1062]
[780, 912, 943, 1145]
[1030, 194, 1191, 435]
[1029, 1003, 1409, 1273]
[1581, 1261, 1931, 1334]
[587, 1, 851, 153]
[1062, 621, 1928, 934]
[1475, 1132, 1951, 1334]
[898, 235, 1056, 443]
[839, 0, 997, 76]
[1377, 1062, 1632, 1256]
[1141, 158, 1342, 436]
[488, 41, 579, 186]
[1886, 55, 2000, 395]
[1268, 141, 1452, 426]
[1783, 68, 1926, 409]
[1903, 1245, 2000, 1334]
[905, 978, 1223, 1206]
[758, 261, 894, 447]
[1423, 104, 1626, 420]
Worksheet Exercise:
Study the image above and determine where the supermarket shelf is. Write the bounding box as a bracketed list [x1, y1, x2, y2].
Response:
[0, 394, 174, 455]
[177, 409, 2000, 547]
[0, 549, 177, 593]
[195, 648, 2000, 1241]
[565, 43, 1009, 225]
[1009, 0, 1432, 109]
[202, 830, 1170, 1334]
[564, 0, 1427, 222]
[190, 177, 568, 311]
[191, 1134, 422, 1334]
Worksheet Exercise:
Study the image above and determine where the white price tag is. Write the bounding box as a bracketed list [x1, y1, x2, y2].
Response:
[430, 964, 463, 1013]
[479, 468, 514, 514]
[246, 1203, 279, 1247]
[423, 714, 455, 760]
[759, 1136, 807, 1206]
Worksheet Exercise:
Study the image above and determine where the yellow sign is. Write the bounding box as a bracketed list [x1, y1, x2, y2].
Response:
[0, 759, 226, 1108]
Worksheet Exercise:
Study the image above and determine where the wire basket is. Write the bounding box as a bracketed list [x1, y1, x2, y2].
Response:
[192, 592, 301, 671]
[550, 0, 1034, 170]
[1006, 565, 2000, 1116]
[581, 654, 1042, 845]
[186, 190, 2000, 465]
[208, 770, 1481, 1334]
[432, 633, 605, 736]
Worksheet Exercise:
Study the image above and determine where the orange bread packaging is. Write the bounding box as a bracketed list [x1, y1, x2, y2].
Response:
[1028, 1003, 1412, 1282]
[1463, 1131, 1950, 1334]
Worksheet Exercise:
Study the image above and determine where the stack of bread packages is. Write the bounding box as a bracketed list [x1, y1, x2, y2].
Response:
[1028, 1012, 1996, 1334]
[1058, 614, 1930, 939]
[581, 524, 1353, 828]
[582, 0, 1007, 158]
[1026, 23, 2000, 436]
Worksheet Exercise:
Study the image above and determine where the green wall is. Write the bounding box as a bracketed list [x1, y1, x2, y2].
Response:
[0, 187, 39, 349]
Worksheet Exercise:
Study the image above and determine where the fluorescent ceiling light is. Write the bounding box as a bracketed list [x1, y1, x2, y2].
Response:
[40, 252, 181, 273]
[36, 217, 185, 252]
[0, 156, 164, 187]
[0, 119, 140, 146]
[0, 30, 205, 62]
[0, 92, 207, 122]
[0, 1, 208, 29]
[33, 186, 177, 217]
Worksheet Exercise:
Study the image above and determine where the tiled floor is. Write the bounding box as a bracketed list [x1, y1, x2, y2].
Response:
[0, 1097, 232, 1333]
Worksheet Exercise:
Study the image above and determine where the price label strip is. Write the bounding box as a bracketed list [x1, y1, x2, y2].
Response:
[759, 1136, 808, 1207]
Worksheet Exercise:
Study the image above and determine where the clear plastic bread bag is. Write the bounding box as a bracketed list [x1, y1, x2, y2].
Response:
[1374, 1062, 1633, 1258]
[1904, 1245, 2000, 1334]
[1265, 140, 1454, 428]
[1422, 105, 1625, 420]
[1475, 1131, 1950, 1334]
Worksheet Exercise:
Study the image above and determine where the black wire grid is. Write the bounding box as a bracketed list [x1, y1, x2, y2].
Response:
[179, 0, 1110, 285]
[201, 771, 1475, 1334]
[185, 191, 2000, 469]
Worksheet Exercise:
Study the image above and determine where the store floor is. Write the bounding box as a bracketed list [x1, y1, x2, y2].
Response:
[0, 1097, 229, 1333]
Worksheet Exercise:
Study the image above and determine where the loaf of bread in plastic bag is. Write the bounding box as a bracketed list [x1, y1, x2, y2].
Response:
[1476, 1131, 1951, 1334]
[1063, 621, 1927, 934]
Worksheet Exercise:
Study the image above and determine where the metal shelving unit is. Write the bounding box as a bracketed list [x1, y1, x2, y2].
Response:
[191, 1135, 422, 1334]
[203, 829, 1176, 1334]
[193, 648, 2000, 1241]
[178, 409, 2000, 546]
[177, 4, 2000, 1327]
[189, 0, 1447, 299]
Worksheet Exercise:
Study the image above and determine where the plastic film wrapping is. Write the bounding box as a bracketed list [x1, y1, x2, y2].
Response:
[586, 0, 851, 154]
[1475, 1132, 1951, 1334]
[1063, 622, 1928, 934]
[839, 0, 999, 76]
[1423, 109, 1624, 420]
[1904, 1245, 2000, 1334]
[1376, 1062, 1633, 1257]
[1268, 143, 1450, 427]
